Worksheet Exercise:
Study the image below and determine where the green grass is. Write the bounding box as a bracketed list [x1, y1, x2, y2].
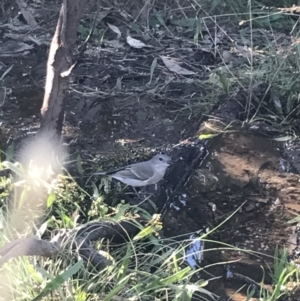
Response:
[0, 158, 216, 301]
[1, 0, 300, 300]
[258, 247, 300, 301]
[0, 156, 299, 301]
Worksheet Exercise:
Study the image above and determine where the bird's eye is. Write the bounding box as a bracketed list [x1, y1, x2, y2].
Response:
[159, 157, 163, 161]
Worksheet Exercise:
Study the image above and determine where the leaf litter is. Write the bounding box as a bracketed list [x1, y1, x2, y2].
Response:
[2, 2, 300, 300]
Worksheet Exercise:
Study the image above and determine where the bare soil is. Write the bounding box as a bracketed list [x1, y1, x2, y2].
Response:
[1, 4, 300, 301]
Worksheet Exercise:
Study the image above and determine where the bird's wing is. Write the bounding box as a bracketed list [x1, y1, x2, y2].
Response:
[129, 162, 155, 180]
[109, 168, 142, 181]
[99, 162, 155, 181]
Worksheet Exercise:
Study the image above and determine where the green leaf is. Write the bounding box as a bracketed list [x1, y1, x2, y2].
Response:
[160, 267, 191, 285]
[198, 133, 219, 140]
[78, 24, 90, 38]
[75, 291, 88, 301]
[116, 244, 131, 280]
[216, 72, 229, 95]
[47, 191, 56, 207]
[113, 204, 130, 220]
[129, 22, 140, 33]
[103, 275, 130, 301]
[268, 12, 284, 22]
[58, 211, 73, 228]
[133, 225, 156, 241]
[154, 10, 167, 27]
[31, 260, 83, 301]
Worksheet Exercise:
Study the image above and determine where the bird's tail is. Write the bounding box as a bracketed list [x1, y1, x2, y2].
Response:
[92, 171, 107, 176]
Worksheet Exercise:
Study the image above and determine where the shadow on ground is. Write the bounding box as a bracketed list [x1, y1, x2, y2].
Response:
[1, 5, 300, 300]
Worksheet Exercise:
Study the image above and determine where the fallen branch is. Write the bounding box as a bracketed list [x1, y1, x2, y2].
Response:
[0, 220, 140, 271]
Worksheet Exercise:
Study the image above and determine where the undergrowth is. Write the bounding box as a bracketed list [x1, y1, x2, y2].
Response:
[0, 156, 298, 301]
[1, 0, 300, 300]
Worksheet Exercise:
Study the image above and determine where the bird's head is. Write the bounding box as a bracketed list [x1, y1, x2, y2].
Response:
[150, 154, 172, 169]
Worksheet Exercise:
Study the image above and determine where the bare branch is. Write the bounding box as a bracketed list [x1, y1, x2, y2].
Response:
[0, 220, 140, 271]
[0, 238, 59, 267]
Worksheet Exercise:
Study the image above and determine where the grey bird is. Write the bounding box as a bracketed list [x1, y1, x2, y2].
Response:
[90, 154, 172, 187]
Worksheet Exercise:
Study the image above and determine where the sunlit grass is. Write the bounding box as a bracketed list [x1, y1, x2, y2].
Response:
[0, 1, 300, 300]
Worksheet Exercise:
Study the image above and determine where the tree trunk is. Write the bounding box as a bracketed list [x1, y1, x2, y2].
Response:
[38, 0, 86, 141]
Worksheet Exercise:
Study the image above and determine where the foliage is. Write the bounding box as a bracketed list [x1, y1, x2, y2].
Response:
[0, 158, 216, 301]
[258, 247, 300, 301]
[1, 0, 300, 300]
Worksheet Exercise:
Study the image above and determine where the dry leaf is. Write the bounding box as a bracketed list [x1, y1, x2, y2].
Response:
[126, 36, 151, 49]
[160, 56, 196, 75]
[107, 23, 121, 39]
[114, 77, 122, 91]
